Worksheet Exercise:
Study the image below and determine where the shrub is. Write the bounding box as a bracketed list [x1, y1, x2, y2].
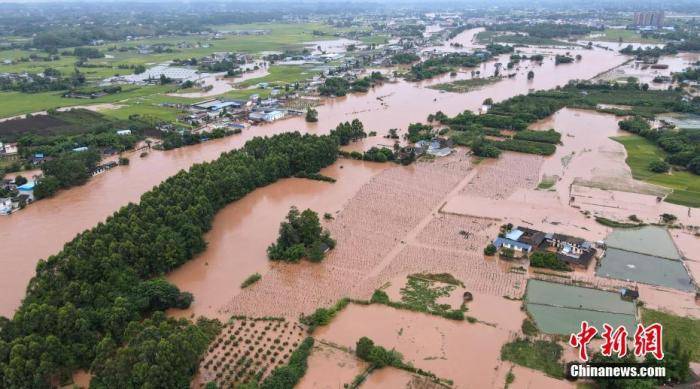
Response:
[648, 160, 670, 173]
[370, 289, 390, 304]
[529, 251, 571, 271]
[241, 273, 262, 288]
[521, 318, 539, 336]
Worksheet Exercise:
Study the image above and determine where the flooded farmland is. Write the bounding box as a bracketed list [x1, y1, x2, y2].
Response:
[0, 29, 630, 318]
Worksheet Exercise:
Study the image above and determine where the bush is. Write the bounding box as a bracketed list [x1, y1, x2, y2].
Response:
[648, 160, 670, 173]
[513, 129, 561, 144]
[521, 318, 539, 336]
[13, 175, 27, 186]
[241, 273, 262, 288]
[370, 289, 390, 304]
[500, 338, 564, 379]
[495, 139, 556, 155]
[484, 244, 497, 256]
[529, 251, 571, 271]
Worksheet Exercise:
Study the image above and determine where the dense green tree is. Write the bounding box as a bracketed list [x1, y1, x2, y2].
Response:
[267, 207, 335, 262]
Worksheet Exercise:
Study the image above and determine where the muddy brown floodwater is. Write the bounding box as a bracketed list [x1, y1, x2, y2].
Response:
[0, 29, 628, 318]
[167, 160, 389, 319]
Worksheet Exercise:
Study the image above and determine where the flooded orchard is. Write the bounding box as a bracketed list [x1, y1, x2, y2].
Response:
[0, 29, 629, 318]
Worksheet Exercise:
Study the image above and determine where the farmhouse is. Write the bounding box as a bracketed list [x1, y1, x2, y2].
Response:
[492, 237, 533, 253]
[249, 110, 285, 122]
[0, 142, 18, 156]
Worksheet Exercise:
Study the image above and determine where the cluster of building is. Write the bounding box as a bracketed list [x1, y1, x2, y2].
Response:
[0, 178, 35, 215]
[633, 11, 664, 28]
[176, 95, 297, 136]
[492, 226, 598, 269]
[414, 137, 454, 157]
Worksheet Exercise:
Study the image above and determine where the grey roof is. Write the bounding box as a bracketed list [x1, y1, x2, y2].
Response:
[493, 237, 532, 251]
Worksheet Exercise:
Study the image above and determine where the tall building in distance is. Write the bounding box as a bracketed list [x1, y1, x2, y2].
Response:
[633, 11, 665, 28]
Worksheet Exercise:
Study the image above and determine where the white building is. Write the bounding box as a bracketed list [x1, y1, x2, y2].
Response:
[116, 129, 132, 136]
[249, 110, 285, 122]
[0, 142, 18, 155]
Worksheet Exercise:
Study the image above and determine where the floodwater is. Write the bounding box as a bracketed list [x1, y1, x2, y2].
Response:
[0, 28, 628, 318]
[313, 303, 514, 388]
[167, 159, 389, 319]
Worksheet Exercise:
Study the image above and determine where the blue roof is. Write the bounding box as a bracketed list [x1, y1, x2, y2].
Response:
[493, 237, 532, 251]
[18, 181, 35, 191]
[505, 229, 524, 241]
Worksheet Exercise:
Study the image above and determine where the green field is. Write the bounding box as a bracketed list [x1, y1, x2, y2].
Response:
[612, 135, 700, 208]
[585, 29, 662, 44]
[475, 31, 572, 46]
[642, 309, 700, 362]
[236, 65, 317, 88]
[0, 22, 345, 121]
[429, 77, 502, 93]
[0, 85, 182, 118]
[0, 22, 345, 82]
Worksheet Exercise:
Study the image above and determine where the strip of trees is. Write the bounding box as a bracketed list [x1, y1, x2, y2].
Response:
[0, 132, 339, 387]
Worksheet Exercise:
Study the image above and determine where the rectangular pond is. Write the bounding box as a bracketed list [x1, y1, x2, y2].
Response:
[596, 248, 694, 292]
[525, 279, 637, 335]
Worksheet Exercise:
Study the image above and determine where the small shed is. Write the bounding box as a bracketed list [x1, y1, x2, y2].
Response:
[620, 288, 639, 301]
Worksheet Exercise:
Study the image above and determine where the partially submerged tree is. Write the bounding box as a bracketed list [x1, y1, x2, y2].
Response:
[267, 206, 336, 262]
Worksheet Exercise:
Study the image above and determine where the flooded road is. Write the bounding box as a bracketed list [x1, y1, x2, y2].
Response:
[0, 29, 628, 318]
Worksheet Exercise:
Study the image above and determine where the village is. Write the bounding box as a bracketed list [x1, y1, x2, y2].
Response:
[0, 2, 700, 389]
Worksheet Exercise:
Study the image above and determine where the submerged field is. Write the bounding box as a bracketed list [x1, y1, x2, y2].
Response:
[612, 134, 700, 207]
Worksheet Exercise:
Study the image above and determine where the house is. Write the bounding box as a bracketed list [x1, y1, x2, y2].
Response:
[91, 161, 118, 176]
[415, 137, 453, 157]
[249, 110, 285, 122]
[0, 197, 12, 215]
[31, 153, 45, 165]
[544, 232, 596, 268]
[545, 233, 586, 255]
[116, 129, 132, 136]
[492, 237, 533, 254]
[0, 142, 18, 155]
[513, 227, 546, 247]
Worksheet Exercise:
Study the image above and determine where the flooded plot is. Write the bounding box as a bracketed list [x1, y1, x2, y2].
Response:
[297, 343, 368, 389]
[222, 154, 475, 318]
[460, 152, 543, 199]
[605, 226, 681, 260]
[363, 369, 445, 389]
[596, 248, 694, 292]
[314, 303, 512, 389]
[195, 318, 306, 388]
[525, 279, 637, 335]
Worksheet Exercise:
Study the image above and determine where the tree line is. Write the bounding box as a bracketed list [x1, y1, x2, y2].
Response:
[0, 132, 339, 387]
[440, 80, 700, 159]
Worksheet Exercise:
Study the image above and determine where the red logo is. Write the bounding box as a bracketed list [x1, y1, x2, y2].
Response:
[633, 323, 664, 360]
[569, 321, 597, 361]
[568, 322, 663, 361]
